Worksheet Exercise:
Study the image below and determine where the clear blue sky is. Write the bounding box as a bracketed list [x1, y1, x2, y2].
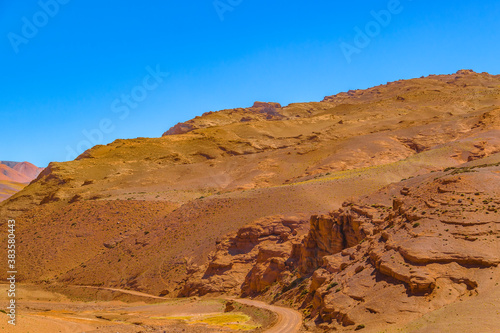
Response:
[1, 0, 500, 167]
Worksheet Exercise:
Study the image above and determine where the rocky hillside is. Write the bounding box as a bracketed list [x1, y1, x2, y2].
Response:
[3, 70, 500, 218]
[0, 70, 499, 329]
[180, 214, 310, 297]
[183, 156, 500, 331]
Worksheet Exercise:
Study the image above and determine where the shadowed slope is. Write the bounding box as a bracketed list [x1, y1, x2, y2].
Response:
[0, 70, 499, 305]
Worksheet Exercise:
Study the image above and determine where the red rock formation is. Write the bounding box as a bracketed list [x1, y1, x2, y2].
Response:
[181, 160, 500, 331]
[162, 102, 283, 136]
[180, 215, 309, 296]
[293, 163, 500, 330]
[162, 122, 195, 136]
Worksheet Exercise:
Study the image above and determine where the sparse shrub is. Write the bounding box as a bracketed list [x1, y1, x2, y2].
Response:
[282, 277, 305, 293]
[413, 222, 420, 228]
[327, 282, 338, 290]
[355, 324, 366, 330]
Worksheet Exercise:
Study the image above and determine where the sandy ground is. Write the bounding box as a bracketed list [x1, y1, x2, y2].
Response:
[0, 284, 287, 333]
[0, 284, 232, 332]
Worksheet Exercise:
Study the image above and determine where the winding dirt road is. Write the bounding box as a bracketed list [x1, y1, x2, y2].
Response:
[80, 286, 303, 332]
[228, 298, 303, 333]
[77, 285, 168, 299]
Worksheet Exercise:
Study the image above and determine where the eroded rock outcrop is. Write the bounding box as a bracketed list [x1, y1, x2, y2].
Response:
[286, 163, 500, 330]
[162, 101, 284, 136]
[180, 215, 309, 296]
[299, 204, 380, 273]
[184, 161, 500, 331]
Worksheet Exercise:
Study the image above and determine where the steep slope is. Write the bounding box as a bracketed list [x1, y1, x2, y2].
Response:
[189, 155, 500, 332]
[3, 70, 500, 218]
[1, 70, 500, 302]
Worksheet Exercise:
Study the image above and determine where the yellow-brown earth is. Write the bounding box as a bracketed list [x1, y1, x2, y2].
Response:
[1, 69, 500, 331]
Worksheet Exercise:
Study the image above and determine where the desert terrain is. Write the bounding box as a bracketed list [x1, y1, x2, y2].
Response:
[1, 69, 500, 332]
[0, 284, 280, 332]
[0, 161, 43, 202]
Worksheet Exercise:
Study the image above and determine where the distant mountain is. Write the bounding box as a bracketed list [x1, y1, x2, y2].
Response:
[0, 161, 43, 181]
[8, 161, 44, 179]
[0, 161, 44, 201]
[0, 164, 30, 183]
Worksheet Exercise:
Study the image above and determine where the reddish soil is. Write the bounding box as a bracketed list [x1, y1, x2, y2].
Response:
[1, 70, 500, 331]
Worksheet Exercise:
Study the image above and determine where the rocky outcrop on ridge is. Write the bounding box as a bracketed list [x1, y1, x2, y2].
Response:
[162, 101, 284, 136]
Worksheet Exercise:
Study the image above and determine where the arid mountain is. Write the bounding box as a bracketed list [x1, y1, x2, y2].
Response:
[1, 69, 499, 331]
[185, 155, 500, 332]
[0, 163, 31, 183]
[3, 161, 45, 179]
[0, 161, 44, 201]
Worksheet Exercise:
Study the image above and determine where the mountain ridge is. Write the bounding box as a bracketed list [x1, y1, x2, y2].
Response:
[1, 69, 500, 331]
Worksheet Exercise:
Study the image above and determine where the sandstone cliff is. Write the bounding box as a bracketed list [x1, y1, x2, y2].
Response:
[182, 156, 500, 331]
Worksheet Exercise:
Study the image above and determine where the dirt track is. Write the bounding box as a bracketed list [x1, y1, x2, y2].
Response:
[77, 285, 168, 299]
[228, 298, 303, 333]
[81, 286, 303, 332]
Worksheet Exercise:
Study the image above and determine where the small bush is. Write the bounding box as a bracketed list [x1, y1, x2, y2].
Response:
[326, 282, 338, 290]
[282, 277, 305, 293]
